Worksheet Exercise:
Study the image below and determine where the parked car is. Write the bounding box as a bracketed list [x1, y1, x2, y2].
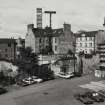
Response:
[22, 77, 35, 85]
[42, 77, 54, 81]
[32, 76, 43, 83]
[74, 94, 94, 104]
[57, 72, 74, 79]
[0, 87, 7, 95]
[86, 91, 104, 102]
[16, 81, 29, 87]
[33, 78, 43, 83]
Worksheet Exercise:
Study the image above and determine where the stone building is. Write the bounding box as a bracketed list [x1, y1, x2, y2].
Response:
[51, 55, 77, 76]
[25, 23, 74, 55]
[95, 30, 105, 50]
[95, 42, 105, 77]
[75, 31, 97, 54]
[0, 38, 16, 61]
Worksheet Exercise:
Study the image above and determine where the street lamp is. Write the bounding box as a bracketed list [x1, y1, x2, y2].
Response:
[73, 37, 76, 73]
[8, 68, 13, 87]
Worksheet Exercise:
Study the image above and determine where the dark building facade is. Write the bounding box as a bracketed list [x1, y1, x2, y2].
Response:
[25, 23, 75, 55]
[0, 38, 16, 61]
[96, 42, 105, 77]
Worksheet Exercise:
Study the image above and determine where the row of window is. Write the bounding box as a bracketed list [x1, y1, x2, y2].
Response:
[4, 48, 13, 52]
[100, 58, 105, 60]
[39, 38, 58, 44]
[3, 54, 13, 58]
[77, 43, 93, 47]
[39, 38, 49, 43]
[77, 37, 94, 41]
[76, 49, 93, 53]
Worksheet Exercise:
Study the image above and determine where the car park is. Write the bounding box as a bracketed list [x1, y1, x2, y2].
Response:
[74, 93, 94, 104]
[86, 91, 104, 102]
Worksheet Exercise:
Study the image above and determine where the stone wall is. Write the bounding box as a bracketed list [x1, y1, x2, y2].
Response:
[82, 54, 99, 74]
[0, 42, 16, 61]
[58, 24, 74, 54]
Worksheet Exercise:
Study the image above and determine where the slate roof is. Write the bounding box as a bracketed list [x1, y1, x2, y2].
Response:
[74, 31, 98, 37]
[32, 27, 64, 37]
[0, 38, 16, 44]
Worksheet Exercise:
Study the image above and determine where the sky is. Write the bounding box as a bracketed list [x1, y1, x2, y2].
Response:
[0, 0, 105, 38]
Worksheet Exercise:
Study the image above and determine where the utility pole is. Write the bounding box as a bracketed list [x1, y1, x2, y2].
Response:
[73, 38, 76, 74]
[44, 11, 56, 28]
[44, 11, 56, 54]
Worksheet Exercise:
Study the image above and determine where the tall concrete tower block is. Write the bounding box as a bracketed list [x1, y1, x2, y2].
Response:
[36, 8, 42, 29]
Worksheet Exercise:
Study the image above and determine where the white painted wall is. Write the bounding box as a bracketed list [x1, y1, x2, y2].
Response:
[25, 29, 36, 52]
[76, 36, 95, 54]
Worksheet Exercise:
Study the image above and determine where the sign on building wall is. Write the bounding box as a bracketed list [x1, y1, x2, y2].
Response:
[36, 8, 42, 29]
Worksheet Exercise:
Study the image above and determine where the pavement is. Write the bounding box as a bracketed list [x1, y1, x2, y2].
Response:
[0, 72, 104, 105]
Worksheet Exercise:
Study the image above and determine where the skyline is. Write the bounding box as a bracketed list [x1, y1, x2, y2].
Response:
[0, 0, 105, 38]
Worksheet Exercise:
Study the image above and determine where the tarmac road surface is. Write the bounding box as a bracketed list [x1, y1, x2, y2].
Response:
[0, 73, 104, 105]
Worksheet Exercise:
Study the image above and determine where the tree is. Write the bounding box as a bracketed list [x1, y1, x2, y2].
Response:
[18, 47, 38, 64]
[16, 47, 38, 75]
[41, 46, 54, 55]
[68, 49, 73, 55]
[38, 65, 54, 81]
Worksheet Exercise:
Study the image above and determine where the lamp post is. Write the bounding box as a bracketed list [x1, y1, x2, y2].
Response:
[8, 68, 12, 88]
[73, 37, 76, 73]
[44, 10, 56, 54]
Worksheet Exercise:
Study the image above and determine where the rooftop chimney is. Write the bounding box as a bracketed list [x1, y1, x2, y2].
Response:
[63, 23, 71, 31]
[27, 24, 34, 32]
[103, 17, 105, 27]
[36, 8, 42, 29]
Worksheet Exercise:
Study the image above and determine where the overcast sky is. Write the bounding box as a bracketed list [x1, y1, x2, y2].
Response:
[0, 0, 105, 38]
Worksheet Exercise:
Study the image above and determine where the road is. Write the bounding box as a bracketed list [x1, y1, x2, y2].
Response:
[0, 73, 104, 105]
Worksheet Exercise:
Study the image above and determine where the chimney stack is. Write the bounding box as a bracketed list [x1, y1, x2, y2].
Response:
[63, 23, 71, 31]
[103, 17, 105, 27]
[36, 8, 42, 29]
[27, 24, 34, 31]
